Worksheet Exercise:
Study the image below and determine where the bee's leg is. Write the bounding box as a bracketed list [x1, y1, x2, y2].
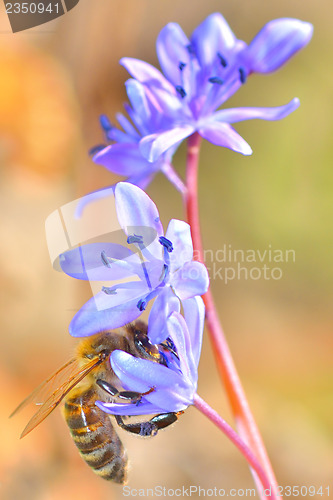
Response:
[96, 379, 154, 404]
[115, 412, 183, 437]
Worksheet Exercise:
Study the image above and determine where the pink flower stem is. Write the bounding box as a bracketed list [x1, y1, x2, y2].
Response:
[194, 394, 275, 498]
[185, 132, 281, 500]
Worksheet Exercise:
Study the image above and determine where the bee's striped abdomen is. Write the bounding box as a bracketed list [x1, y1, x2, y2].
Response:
[64, 389, 127, 483]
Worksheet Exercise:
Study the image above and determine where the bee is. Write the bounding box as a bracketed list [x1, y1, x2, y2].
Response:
[10, 322, 182, 483]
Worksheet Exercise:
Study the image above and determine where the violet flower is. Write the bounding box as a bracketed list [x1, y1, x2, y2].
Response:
[120, 13, 313, 161]
[91, 78, 184, 192]
[97, 296, 204, 415]
[60, 183, 209, 343]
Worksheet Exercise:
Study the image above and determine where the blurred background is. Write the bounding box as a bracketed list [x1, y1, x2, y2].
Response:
[0, 1, 332, 499]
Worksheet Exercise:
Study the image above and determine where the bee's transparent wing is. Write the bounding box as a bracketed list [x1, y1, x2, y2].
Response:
[10, 356, 103, 438]
[10, 358, 77, 417]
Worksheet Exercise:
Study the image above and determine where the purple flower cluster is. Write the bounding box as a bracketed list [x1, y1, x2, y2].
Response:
[60, 183, 208, 412]
[60, 13, 312, 417]
[93, 13, 312, 188]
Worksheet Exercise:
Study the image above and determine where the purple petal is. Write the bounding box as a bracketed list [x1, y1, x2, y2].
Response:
[93, 143, 152, 176]
[171, 261, 209, 300]
[111, 350, 181, 388]
[148, 287, 180, 344]
[96, 400, 166, 416]
[59, 243, 143, 281]
[120, 57, 174, 93]
[140, 126, 194, 163]
[191, 13, 237, 67]
[125, 79, 152, 131]
[104, 128, 129, 144]
[116, 112, 140, 140]
[115, 183, 164, 260]
[136, 388, 192, 412]
[69, 294, 143, 337]
[165, 219, 193, 272]
[110, 351, 191, 411]
[97, 281, 150, 307]
[246, 18, 313, 73]
[144, 83, 182, 115]
[198, 121, 252, 155]
[202, 39, 247, 113]
[156, 23, 191, 86]
[182, 296, 205, 369]
[211, 98, 300, 123]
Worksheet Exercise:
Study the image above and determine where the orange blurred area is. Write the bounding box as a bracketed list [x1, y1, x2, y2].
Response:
[0, 1, 332, 499]
[0, 41, 80, 182]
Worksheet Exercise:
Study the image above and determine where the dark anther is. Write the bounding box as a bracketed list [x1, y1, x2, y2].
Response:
[100, 114, 112, 132]
[175, 85, 187, 99]
[186, 44, 195, 55]
[208, 76, 224, 85]
[178, 62, 186, 71]
[88, 144, 106, 156]
[127, 234, 144, 245]
[159, 236, 173, 252]
[239, 67, 247, 84]
[102, 286, 117, 295]
[217, 52, 228, 68]
[137, 298, 147, 311]
[101, 250, 112, 268]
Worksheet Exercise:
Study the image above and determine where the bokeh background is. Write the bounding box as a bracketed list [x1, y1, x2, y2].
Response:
[0, 1, 332, 499]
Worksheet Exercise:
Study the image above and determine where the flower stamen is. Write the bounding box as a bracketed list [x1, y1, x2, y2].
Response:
[89, 144, 106, 156]
[99, 115, 113, 140]
[127, 234, 153, 291]
[101, 250, 112, 268]
[208, 76, 224, 85]
[217, 52, 228, 68]
[175, 85, 187, 98]
[158, 263, 169, 283]
[186, 44, 195, 56]
[127, 234, 144, 245]
[159, 236, 173, 253]
[102, 286, 117, 295]
[136, 288, 160, 311]
[137, 298, 147, 311]
[238, 67, 247, 84]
